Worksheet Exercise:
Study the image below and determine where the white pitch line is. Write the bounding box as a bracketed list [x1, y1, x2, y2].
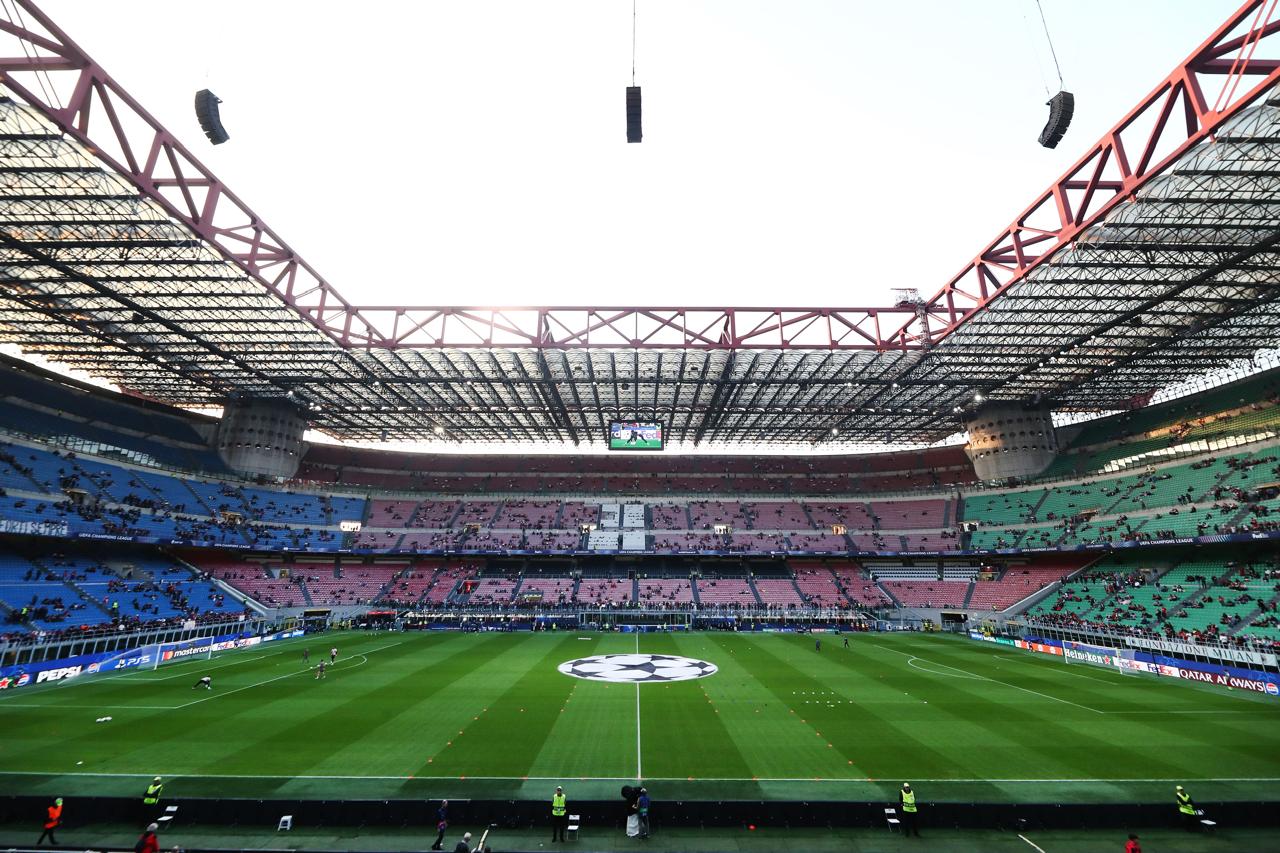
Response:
[1018, 833, 1048, 853]
[174, 640, 404, 710]
[907, 657, 984, 680]
[634, 632, 643, 781]
[0, 634, 317, 702]
[0, 703, 177, 710]
[0, 770, 1276, 784]
[128, 647, 290, 681]
[872, 643, 1105, 715]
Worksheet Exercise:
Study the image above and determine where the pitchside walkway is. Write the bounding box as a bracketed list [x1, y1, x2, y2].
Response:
[0, 821, 1273, 853]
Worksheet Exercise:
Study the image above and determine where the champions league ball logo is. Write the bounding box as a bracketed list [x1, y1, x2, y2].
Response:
[558, 653, 718, 684]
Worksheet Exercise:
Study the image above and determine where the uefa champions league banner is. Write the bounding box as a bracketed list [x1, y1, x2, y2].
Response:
[0, 628, 303, 690]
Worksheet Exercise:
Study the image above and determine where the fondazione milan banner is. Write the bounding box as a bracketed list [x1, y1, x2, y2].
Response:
[1122, 636, 1278, 668]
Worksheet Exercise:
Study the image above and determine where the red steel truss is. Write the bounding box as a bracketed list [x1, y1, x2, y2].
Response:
[0, 0, 1277, 352]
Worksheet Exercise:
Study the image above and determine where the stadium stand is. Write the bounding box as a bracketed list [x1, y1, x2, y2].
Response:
[880, 580, 970, 608]
[694, 577, 758, 608]
[752, 577, 806, 607]
[636, 577, 694, 607]
[578, 576, 633, 606]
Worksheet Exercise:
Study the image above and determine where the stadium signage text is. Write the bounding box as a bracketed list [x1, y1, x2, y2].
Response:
[1123, 637, 1277, 668]
[35, 665, 82, 683]
[0, 629, 289, 689]
[0, 519, 69, 536]
[981, 634, 1280, 699]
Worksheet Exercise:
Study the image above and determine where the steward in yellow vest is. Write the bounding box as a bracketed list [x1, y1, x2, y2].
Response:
[550, 786, 568, 842]
[899, 782, 920, 837]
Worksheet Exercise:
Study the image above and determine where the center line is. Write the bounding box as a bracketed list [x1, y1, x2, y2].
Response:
[634, 632, 643, 781]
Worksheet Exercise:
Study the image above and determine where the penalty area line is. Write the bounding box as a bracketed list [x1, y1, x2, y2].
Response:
[871, 643, 1105, 715]
[173, 640, 404, 709]
[1019, 834, 1048, 853]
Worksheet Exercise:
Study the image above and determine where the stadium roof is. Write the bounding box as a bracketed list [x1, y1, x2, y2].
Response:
[0, 1, 1278, 446]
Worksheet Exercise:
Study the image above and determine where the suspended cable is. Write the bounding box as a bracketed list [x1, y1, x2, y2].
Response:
[1, 0, 61, 111]
[626, 0, 642, 142]
[1033, 0, 1064, 90]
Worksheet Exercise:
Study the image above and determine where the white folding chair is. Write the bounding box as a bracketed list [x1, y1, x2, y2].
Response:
[884, 807, 901, 833]
[277, 814, 293, 831]
[567, 814, 581, 840]
[157, 805, 178, 826]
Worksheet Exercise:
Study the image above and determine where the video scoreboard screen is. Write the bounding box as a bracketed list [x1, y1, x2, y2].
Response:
[608, 420, 664, 451]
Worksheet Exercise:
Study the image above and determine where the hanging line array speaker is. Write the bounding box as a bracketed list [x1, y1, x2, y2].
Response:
[194, 89, 230, 145]
[1037, 90, 1074, 149]
[626, 86, 642, 143]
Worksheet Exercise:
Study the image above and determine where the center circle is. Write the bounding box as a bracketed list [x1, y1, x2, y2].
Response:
[558, 653, 718, 683]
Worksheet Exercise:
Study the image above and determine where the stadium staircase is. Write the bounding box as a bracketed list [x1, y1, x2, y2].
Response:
[59, 577, 115, 619]
[876, 582, 902, 607]
[1231, 590, 1280, 640]
[131, 476, 177, 510]
[0, 454, 47, 493]
[745, 576, 765, 606]
[689, 578, 702, 607]
[800, 504, 819, 529]
[0, 597, 26, 628]
[169, 552, 269, 614]
[178, 480, 218, 516]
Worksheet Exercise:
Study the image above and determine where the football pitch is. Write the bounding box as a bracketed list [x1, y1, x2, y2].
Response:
[2, 630, 1278, 804]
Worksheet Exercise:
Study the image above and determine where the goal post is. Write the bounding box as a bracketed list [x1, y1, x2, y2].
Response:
[152, 637, 215, 670]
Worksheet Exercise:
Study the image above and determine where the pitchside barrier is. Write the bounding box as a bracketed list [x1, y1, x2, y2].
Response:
[968, 632, 1280, 698]
[0, 629, 303, 691]
[0, 793, 1276, 832]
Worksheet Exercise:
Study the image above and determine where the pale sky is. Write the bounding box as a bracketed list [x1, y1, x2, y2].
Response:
[39, 0, 1237, 309]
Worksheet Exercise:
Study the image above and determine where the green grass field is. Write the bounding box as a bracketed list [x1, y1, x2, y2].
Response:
[2, 631, 1278, 804]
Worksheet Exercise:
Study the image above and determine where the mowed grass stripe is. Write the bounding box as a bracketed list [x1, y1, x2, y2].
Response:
[635, 633, 754, 782]
[693, 633, 862, 780]
[79, 634, 423, 779]
[4, 631, 1279, 804]
[838, 635, 1202, 782]
[426, 634, 593, 777]
[525, 633, 636, 780]
[200, 633, 506, 779]
[848, 635, 1277, 783]
[739, 633, 1005, 788]
[984, 650, 1280, 774]
[919, 636, 1280, 770]
[0, 634, 386, 768]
